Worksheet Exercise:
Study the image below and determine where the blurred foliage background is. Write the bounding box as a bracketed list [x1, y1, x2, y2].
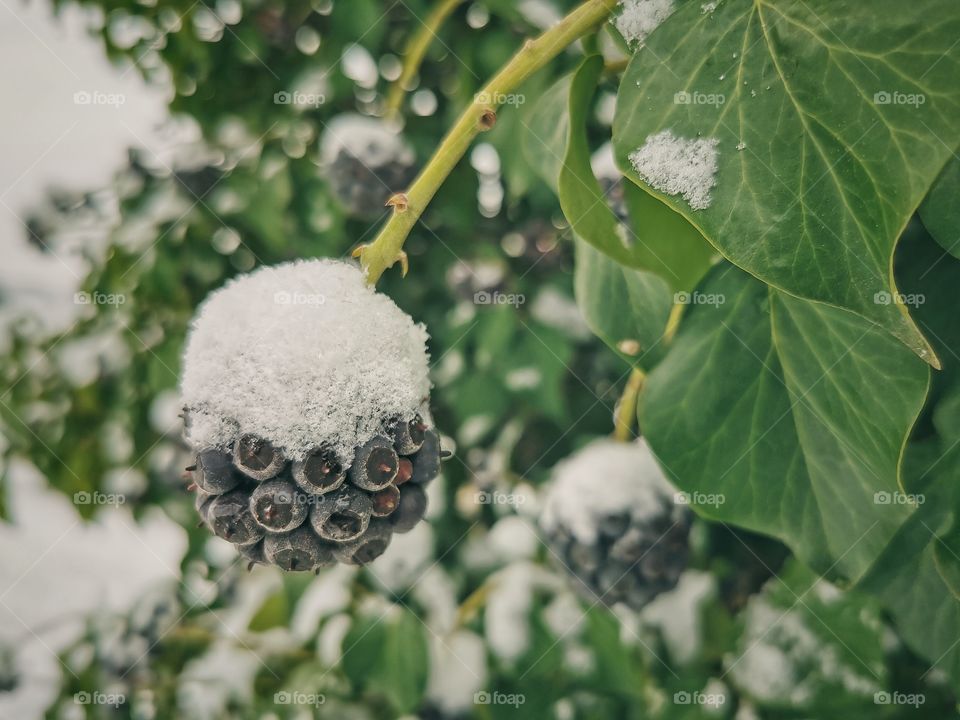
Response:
[0, 0, 956, 718]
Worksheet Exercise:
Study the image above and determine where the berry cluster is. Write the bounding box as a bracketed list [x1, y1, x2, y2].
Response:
[190, 417, 442, 571]
[545, 502, 691, 610]
[321, 113, 416, 219]
[540, 439, 692, 611]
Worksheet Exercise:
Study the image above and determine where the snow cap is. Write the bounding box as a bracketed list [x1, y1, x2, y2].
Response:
[541, 438, 677, 544]
[614, 0, 675, 46]
[319, 113, 414, 168]
[180, 259, 431, 464]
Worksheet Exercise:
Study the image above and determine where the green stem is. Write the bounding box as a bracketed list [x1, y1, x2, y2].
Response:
[385, 0, 465, 122]
[613, 367, 646, 442]
[362, 0, 618, 284]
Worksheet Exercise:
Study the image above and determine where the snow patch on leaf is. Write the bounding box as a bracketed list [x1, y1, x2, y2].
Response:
[180, 259, 431, 463]
[628, 130, 719, 210]
[614, 0, 675, 46]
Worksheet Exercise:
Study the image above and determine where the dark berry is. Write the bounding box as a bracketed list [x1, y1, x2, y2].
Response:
[544, 500, 691, 610]
[349, 436, 399, 491]
[194, 489, 216, 521]
[249, 479, 308, 533]
[239, 542, 266, 570]
[389, 484, 428, 533]
[391, 414, 426, 455]
[333, 519, 393, 565]
[326, 140, 415, 220]
[193, 449, 241, 494]
[410, 430, 441, 485]
[207, 491, 265, 546]
[310, 485, 373, 543]
[395, 458, 414, 485]
[264, 526, 336, 572]
[292, 447, 345, 495]
[233, 435, 285, 481]
[371, 485, 401, 517]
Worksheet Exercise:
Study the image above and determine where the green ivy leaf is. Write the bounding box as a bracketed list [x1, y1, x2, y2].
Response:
[614, 0, 960, 365]
[574, 238, 672, 367]
[561, 56, 714, 287]
[248, 591, 289, 633]
[341, 608, 429, 714]
[920, 156, 960, 260]
[857, 443, 960, 686]
[640, 264, 929, 583]
[521, 73, 570, 193]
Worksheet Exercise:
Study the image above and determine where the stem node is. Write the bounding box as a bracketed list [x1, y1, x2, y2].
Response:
[386, 192, 410, 212]
[478, 109, 497, 130]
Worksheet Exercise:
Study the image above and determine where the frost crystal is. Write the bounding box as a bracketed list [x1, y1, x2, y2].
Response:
[180, 259, 431, 463]
[540, 438, 675, 544]
[628, 130, 720, 210]
[614, 0, 675, 46]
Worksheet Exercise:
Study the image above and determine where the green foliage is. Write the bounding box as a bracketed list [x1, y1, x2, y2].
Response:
[4, 0, 960, 717]
[613, 0, 960, 362]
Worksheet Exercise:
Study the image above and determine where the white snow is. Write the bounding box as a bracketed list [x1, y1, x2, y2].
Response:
[628, 130, 720, 210]
[319, 112, 413, 168]
[505, 367, 542, 391]
[176, 642, 260, 720]
[317, 613, 353, 667]
[487, 516, 539, 562]
[425, 630, 489, 714]
[485, 561, 563, 663]
[368, 522, 435, 592]
[289, 566, 356, 641]
[591, 141, 620, 181]
[180, 259, 431, 463]
[529, 287, 592, 340]
[614, 0, 676, 46]
[642, 570, 716, 664]
[0, 460, 187, 719]
[727, 597, 881, 704]
[411, 566, 459, 634]
[0, 1, 170, 339]
[540, 438, 676, 544]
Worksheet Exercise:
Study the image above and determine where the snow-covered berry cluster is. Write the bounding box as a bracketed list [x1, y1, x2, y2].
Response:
[539, 438, 691, 610]
[181, 259, 442, 570]
[320, 113, 416, 219]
